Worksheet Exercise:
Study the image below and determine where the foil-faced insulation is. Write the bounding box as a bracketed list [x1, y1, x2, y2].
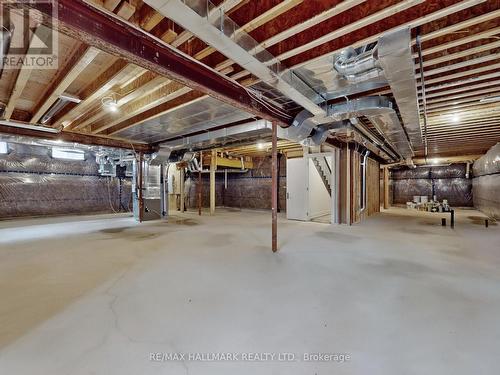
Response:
[473, 143, 500, 219]
[0, 143, 132, 218]
[391, 164, 472, 207]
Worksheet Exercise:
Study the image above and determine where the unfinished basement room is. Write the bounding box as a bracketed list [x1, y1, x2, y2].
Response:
[1, 0, 500, 374]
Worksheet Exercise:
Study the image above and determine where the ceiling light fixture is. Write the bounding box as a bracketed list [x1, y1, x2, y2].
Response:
[102, 95, 119, 112]
[451, 114, 460, 123]
[257, 141, 266, 150]
[0, 141, 7, 154]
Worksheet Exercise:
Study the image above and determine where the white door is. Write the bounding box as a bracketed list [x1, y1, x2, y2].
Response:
[286, 158, 308, 221]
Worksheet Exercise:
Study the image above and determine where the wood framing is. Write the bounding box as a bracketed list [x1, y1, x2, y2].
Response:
[31, 46, 100, 123]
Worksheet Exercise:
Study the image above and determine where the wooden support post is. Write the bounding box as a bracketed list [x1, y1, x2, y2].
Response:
[180, 166, 185, 213]
[198, 152, 202, 216]
[384, 167, 390, 210]
[272, 121, 278, 253]
[210, 150, 216, 215]
[138, 152, 144, 223]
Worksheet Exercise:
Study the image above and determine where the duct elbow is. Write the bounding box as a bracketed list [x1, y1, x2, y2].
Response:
[405, 158, 416, 169]
[334, 46, 380, 80]
[285, 110, 318, 142]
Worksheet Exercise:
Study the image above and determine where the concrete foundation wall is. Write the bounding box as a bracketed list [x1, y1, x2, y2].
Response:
[390, 164, 473, 207]
[186, 156, 286, 211]
[0, 145, 131, 219]
[473, 143, 500, 219]
[473, 175, 500, 219]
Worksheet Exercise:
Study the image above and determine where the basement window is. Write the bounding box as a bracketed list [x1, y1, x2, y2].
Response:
[52, 148, 85, 161]
[0, 141, 7, 154]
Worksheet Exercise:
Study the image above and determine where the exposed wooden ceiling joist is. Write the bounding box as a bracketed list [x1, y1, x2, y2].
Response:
[30, 46, 100, 123]
[2, 25, 52, 120]
[57, 61, 141, 128]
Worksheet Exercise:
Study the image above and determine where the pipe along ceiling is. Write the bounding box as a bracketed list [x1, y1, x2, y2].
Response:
[147, 0, 420, 163]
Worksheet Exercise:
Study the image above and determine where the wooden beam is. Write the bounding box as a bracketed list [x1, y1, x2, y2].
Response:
[383, 167, 390, 210]
[192, 0, 304, 62]
[420, 8, 500, 43]
[161, 29, 178, 44]
[139, 5, 164, 31]
[425, 87, 500, 105]
[31, 46, 100, 123]
[3, 25, 52, 120]
[104, 0, 121, 11]
[217, 0, 365, 72]
[56, 61, 141, 128]
[72, 72, 168, 131]
[422, 40, 500, 69]
[243, 0, 303, 34]
[214, 156, 253, 169]
[91, 80, 185, 134]
[287, 0, 487, 69]
[180, 166, 185, 212]
[170, 0, 245, 47]
[422, 53, 500, 78]
[89, 0, 104, 7]
[279, 0, 425, 62]
[117, 1, 136, 20]
[0, 124, 153, 152]
[417, 24, 500, 58]
[23, 0, 291, 126]
[104, 88, 201, 135]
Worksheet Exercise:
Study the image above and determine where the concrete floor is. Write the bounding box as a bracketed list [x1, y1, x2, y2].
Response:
[0, 208, 499, 374]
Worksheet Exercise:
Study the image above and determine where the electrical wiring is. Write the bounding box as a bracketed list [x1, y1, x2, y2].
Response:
[106, 176, 120, 214]
[243, 86, 293, 120]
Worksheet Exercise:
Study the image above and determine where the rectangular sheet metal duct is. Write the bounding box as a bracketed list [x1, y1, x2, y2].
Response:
[15, 0, 291, 126]
[145, 0, 326, 116]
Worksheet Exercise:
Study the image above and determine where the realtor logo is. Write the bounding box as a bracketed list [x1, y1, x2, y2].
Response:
[1, 0, 59, 69]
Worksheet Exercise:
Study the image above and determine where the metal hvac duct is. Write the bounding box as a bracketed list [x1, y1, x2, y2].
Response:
[145, 0, 325, 116]
[0, 26, 13, 78]
[40, 94, 82, 124]
[159, 119, 278, 151]
[288, 96, 412, 161]
[285, 28, 419, 164]
[328, 96, 413, 160]
[377, 27, 422, 151]
[150, 147, 172, 165]
[334, 45, 382, 84]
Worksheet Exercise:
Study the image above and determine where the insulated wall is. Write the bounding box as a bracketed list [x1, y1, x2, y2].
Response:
[473, 143, 500, 219]
[0, 144, 132, 218]
[186, 156, 286, 211]
[390, 164, 472, 207]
